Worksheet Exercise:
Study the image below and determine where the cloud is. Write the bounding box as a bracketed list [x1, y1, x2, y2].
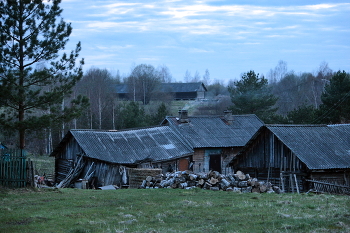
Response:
[77, 2, 349, 37]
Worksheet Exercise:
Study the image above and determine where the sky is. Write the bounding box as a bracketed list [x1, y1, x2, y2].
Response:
[59, 0, 350, 83]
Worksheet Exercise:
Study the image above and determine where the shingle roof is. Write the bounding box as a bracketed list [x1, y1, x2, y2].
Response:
[160, 82, 207, 92]
[267, 124, 350, 169]
[115, 82, 207, 94]
[164, 114, 264, 148]
[115, 84, 129, 94]
[53, 126, 193, 164]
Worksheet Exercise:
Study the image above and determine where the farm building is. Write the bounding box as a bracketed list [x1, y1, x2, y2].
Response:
[51, 110, 265, 188]
[230, 124, 350, 193]
[161, 110, 264, 175]
[50, 126, 193, 188]
[115, 82, 207, 101]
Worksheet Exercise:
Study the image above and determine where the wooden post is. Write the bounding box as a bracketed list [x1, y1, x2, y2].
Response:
[289, 173, 294, 193]
[293, 174, 299, 194]
[280, 173, 285, 192]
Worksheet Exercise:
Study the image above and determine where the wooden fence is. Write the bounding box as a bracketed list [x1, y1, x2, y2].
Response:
[0, 149, 27, 188]
[306, 179, 350, 195]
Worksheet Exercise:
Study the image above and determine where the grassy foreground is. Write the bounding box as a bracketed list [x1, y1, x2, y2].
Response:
[0, 187, 349, 233]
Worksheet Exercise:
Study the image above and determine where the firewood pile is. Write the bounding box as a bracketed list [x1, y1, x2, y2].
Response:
[138, 170, 282, 193]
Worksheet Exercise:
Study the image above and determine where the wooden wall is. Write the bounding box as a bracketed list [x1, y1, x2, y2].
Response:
[192, 147, 238, 174]
[233, 129, 309, 192]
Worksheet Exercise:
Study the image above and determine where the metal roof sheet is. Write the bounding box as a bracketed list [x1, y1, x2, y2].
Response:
[115, 82, 207, 94]
[68, 126, 193, 164]
[267, 124, 350, 169]
[165, 114, 264, 148]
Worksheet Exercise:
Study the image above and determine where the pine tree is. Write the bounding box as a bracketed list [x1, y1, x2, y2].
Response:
[317, 70, 350, 123]
[0, 0, 87, 150]
[228, 70, 278, 123]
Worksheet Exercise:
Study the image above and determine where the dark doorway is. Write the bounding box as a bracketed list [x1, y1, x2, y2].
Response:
[209, 154, 221, 172]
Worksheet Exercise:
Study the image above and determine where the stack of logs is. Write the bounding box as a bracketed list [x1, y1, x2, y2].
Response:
[139, 170, 282, 193]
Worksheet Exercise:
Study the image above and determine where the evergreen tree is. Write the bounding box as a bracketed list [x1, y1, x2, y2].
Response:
[118, 102, 149, 129]
[317, 70, 350, 124]
[0, 0, 87, 150]
[287, 104, 317, 124]
[151, 102, 169, 125]
[228, 70, 278, 123]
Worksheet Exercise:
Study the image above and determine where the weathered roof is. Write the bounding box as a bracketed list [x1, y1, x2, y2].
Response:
[266, 124, 350, 169]
[160, 82, 207, 92]
[163, 114, 264, 148]
[53, 126, 193, 164]
[115, 84, 129, 94]
[115, 82, 207, 94]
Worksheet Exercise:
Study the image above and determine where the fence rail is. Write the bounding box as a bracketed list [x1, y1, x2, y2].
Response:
[306, 179, 350, 195]
[0, 149, 27, 188]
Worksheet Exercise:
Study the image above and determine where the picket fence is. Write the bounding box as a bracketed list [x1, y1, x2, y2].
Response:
[0, 149, 28, 188]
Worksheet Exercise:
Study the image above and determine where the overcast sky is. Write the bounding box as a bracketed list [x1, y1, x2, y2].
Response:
[60, 0, 350, 83]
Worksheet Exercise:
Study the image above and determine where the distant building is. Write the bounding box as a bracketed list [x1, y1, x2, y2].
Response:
[115, 82, 207, 101]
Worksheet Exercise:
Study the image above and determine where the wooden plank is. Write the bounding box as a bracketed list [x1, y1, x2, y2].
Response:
[294, 174, 299, 194]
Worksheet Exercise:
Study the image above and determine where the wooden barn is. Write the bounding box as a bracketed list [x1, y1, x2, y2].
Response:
[161, 110, 264, 175]
[50, 126, 193, 188]
[159, 82, 207, 100]
[230, 124, 350, 193]
[115, 82, 207, 101]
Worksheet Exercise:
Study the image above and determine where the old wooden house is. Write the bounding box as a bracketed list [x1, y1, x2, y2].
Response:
[50, 126, 193, 188]
[161, 110, 264, 175]
[115, 82, 207, 101]
[230, 124, 350, 193]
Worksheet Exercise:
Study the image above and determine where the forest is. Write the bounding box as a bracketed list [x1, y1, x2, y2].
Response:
[4, 61, 349, 155]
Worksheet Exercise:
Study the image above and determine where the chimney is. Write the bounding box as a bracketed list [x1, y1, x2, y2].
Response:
[224, 110, 234, 125]
[178, 109, 189, 123]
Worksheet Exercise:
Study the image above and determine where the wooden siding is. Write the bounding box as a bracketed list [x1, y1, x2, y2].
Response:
[192, 147, 238, 174]
[54, 136, 125, 187]
[233, 129, 308, 192]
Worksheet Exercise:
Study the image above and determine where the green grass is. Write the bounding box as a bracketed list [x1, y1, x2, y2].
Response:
[0, 187, 349, 233]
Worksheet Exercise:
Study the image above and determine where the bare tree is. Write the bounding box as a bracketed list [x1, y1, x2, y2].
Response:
[202, 69, 211, 86]
[184, 70, 192, 83]
[157, 64, 173, 83]
[267, 60, 288, 84]
[75, 68, 115, 129]
[127, 64, 162, 105]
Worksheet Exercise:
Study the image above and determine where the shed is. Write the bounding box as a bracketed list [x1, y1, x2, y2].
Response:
[230, 124, 350, 193]
[161, 110, 264, 174]
[51, 126, 193, 188]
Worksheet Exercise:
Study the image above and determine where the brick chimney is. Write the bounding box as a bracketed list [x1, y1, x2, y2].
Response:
[178, 109, 189, 123]
[224, 110, 234, 125]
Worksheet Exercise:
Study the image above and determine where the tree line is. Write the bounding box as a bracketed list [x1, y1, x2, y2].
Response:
[1, 1, 350, 155]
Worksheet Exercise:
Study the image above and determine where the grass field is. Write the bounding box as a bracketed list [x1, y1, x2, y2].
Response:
[0, 187, 349, 233]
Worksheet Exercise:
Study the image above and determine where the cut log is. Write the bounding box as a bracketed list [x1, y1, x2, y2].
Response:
[146, 176, 153, 182]
[203, 182, 212, 190]
[198, 179, 205, 186]
[189, 174, 198, 181]
[198, 172, 208, 179]
[238, 181, 248, 187]
[180, 182, 188, 189]
[220, 178, 231, 190]
[140, 180, 147, 189]
[209, 177, 219, 185]
[250, 178, 258, 187]
[236, 171, 246, 181]
[259, 184, 267, 193]
[209, 170, 220, 179]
